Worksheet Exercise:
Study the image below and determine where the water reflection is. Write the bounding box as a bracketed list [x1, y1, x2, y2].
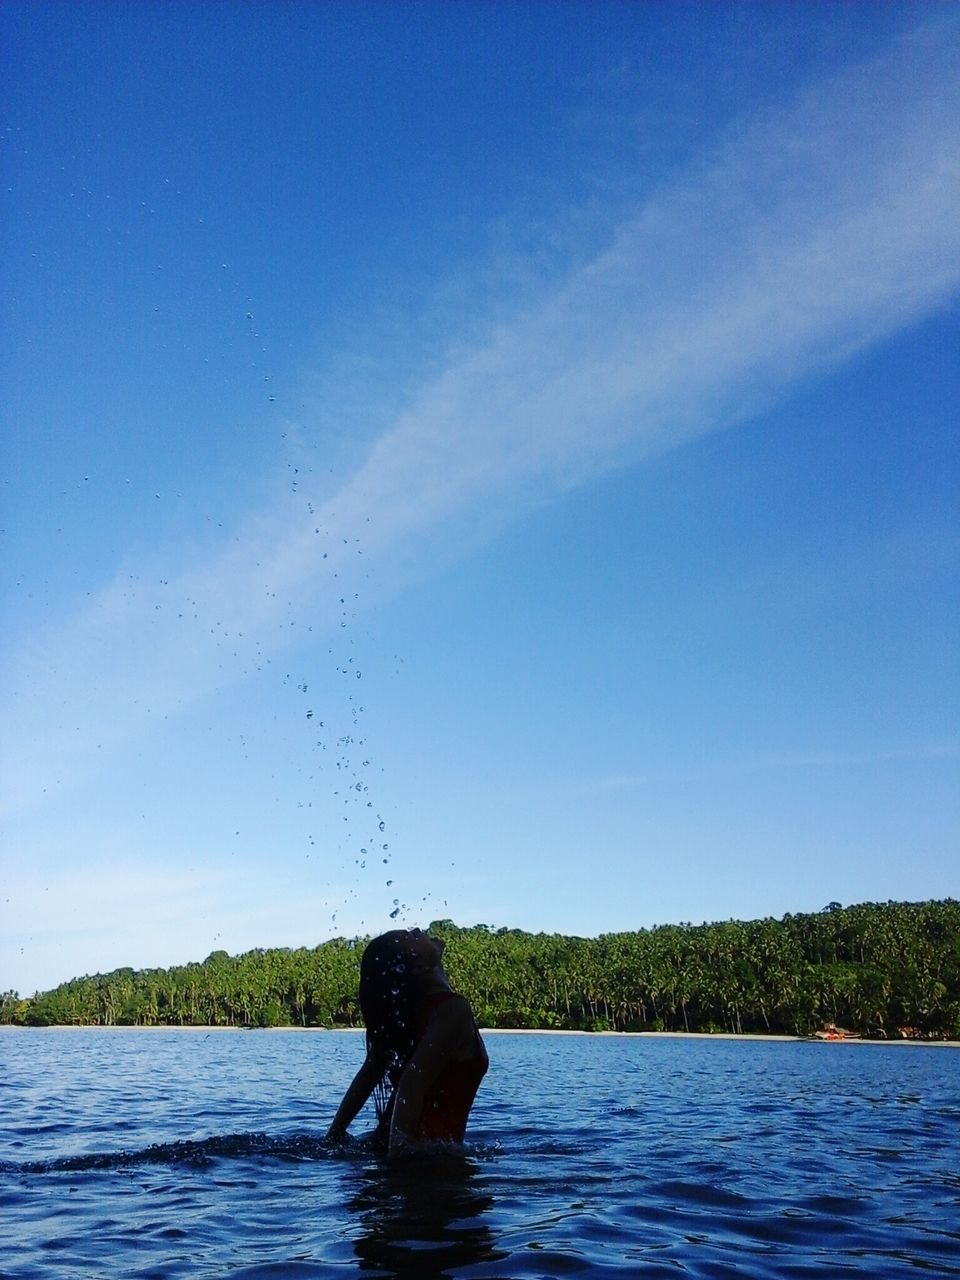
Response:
[346, 1152, 505, 1278]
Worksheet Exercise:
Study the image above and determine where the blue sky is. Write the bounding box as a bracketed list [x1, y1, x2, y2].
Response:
[2, 3, 958, 997]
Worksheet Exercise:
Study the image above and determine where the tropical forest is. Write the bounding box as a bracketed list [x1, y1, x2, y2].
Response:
[3, 900, 958, 1039]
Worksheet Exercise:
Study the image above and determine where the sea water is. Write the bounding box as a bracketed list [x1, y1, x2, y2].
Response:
[2, 1028, 958, 1278]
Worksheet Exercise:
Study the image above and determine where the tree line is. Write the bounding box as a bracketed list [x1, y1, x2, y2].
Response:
[2, 899, 958, 1039]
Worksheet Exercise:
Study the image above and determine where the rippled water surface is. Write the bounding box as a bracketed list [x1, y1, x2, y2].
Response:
[3, 1028, 959, 1278]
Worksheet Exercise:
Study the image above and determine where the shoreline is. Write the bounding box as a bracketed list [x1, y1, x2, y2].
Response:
[2, 1024, 956, 1046]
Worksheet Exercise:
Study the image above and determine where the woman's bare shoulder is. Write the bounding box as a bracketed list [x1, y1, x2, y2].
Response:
[422, 992, 478, 1051]
[427, 991, 474, 1023]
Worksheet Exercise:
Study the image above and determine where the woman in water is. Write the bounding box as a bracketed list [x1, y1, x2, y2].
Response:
[326, 928, 488, 1157]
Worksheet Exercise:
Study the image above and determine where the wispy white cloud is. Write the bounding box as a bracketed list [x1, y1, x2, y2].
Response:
[570, 742, 960, 797]
[3, 17, 959, 815]
[0, 852, 380, 993]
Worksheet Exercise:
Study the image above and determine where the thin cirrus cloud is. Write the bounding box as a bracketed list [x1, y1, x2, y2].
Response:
[572, 744, 960, 797]
[3, 18, 959, 815]
[258, 16, 960, 588]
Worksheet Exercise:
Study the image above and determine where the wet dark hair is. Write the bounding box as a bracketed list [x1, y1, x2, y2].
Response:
[359, 931, 434, 1128]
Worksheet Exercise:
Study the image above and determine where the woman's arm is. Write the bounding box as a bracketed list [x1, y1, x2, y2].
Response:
[326, 1051, 381, 1141]
[387, 996, 476, 1157]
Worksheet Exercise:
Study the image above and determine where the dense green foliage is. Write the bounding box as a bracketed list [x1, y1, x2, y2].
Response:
[3, 900, 958, 1038]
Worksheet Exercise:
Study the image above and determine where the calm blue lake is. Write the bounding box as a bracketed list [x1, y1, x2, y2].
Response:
[2, 1028, 958, 1278]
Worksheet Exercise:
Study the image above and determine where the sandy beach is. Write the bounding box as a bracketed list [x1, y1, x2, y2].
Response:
[4, 1024, 956, 1045]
